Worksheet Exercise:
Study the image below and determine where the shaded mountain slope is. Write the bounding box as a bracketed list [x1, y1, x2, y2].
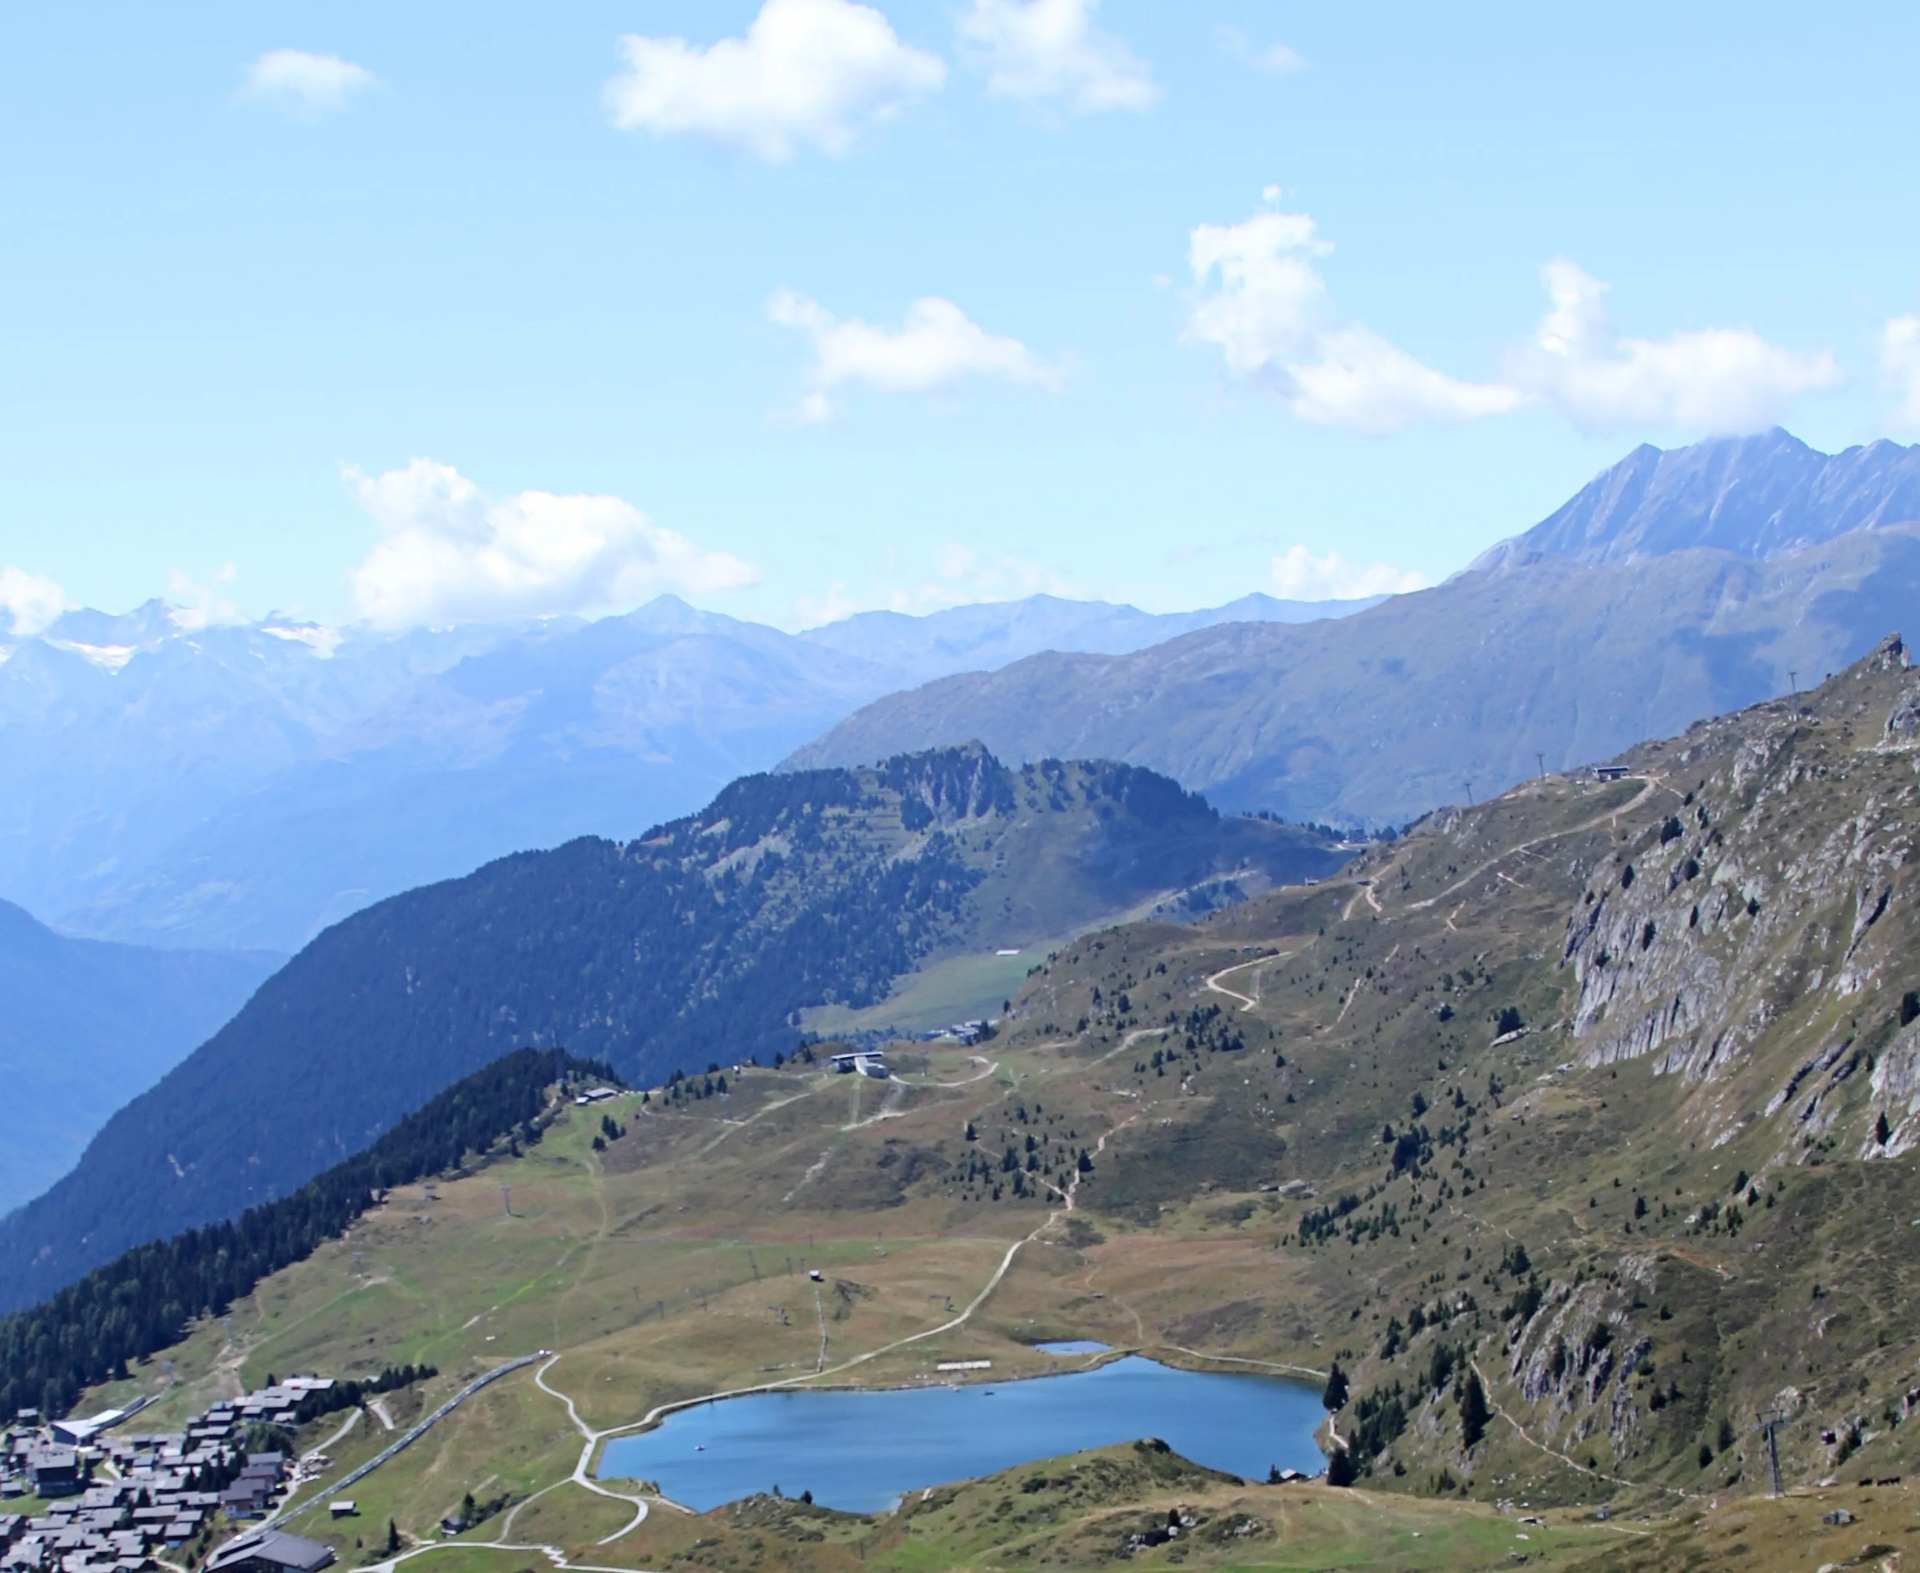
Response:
[0, 747, 1340, 1310]
[789, 521, 1920, 829]
[0, 901, 280, 1216]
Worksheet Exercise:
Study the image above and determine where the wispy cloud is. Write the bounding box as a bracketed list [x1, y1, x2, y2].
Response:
[166, 566, 247, 631]
[1188, 191, 1842, 437]
[239, 49, 377, 116]
[346, 460, 755, 629]
[604, 0, 944, 162]
[769, 289, 1059, 420]
[791, 544, 1077, 627]
[1272, 545, 1427, 601]
[1217, 26, 1306, 74]
[1880, 315, 1920, 434]
[957, 0, 1156, 113]
[1186, 193, 1517, 433]
[0, 567, 69, 639]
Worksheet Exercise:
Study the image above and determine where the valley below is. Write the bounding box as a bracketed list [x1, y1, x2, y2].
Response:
[35, 637, 1920, 1573]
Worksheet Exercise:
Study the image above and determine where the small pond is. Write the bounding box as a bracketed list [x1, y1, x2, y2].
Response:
[596, 1354, 1324, 1512]
[1034, 1340, 1109, 1354]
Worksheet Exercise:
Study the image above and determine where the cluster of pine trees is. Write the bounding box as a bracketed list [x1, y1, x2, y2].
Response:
[287, 1363, 439, 1425]
[0, 1048, 611, 1418]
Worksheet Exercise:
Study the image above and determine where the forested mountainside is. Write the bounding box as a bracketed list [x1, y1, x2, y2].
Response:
[0, 901, 279, 1215]
[789, 519, 1920, 829]
[49, 640, 1920, 1573]
[0, 746, 1339, 1311]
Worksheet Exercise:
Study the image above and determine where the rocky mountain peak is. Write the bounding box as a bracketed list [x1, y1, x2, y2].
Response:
[1472, 427, 1920, 572]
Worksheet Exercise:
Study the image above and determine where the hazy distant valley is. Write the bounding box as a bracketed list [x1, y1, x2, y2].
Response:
[0, 589, 1372, 957]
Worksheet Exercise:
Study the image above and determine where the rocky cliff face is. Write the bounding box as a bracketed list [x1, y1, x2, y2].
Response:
[1558, 635, 1920, 1169]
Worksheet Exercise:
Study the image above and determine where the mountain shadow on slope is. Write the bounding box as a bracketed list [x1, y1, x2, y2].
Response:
[0, 745, 1342, 1312]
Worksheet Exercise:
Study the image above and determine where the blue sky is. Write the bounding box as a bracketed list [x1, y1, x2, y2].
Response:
[2, 1, 1918, 633]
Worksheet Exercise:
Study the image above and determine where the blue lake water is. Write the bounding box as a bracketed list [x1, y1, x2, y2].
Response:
[1035, 1340, 1109, 1354]
[596, 1355, 1325, 1512]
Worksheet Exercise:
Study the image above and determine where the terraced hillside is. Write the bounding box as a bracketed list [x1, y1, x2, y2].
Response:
[48, 641, 1920, 1572]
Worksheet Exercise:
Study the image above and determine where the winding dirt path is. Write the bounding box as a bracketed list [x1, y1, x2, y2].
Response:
[1468, 1355, 1698, 1502]
[1398, 776, 1664, 919]
[1206, 949, 1298, 1013]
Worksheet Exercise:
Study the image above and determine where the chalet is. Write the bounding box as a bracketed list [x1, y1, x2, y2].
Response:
[204, 1530, 336, 1573]
[828, 1052, 889, 1078]
[219, 1479, 274, 1519]
[25, 1450, 80, 1498]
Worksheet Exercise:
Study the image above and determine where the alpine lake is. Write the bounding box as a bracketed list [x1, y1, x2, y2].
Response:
[597, 1349, 1327, 1512]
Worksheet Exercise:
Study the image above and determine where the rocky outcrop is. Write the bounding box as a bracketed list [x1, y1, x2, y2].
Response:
[1556, 650, 1920, 1167]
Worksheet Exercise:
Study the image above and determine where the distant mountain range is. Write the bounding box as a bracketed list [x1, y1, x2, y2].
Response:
[0, 900, 278, 1217]
[0, 747, 1343, 1310]
[0, 590, 1372, 954]
[788, 430, 1920, 827]
[1473, 427, 1920, 570]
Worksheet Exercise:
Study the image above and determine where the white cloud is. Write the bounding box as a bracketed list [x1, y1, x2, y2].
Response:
[792, 581, 862, 627]
[1216, 26, 1306, 73]
[1509, 259, 1843, 434]
[898, 543, 1078, 609]
[1188, 199, 1839, 438]
[604, 0, 944, 162]
[957, 0, 1156, 113]
[346, 460, 756, 629]
[166, 566, 247, 632]
[1186, 198, 1518, 433]
[1271, 545, 1428, 601]
[239, 49, 376, 115]
[769, 289, 1059, 419]
[792, 545, 1076, 625]
[0, 568, 69, 638]
[1880, 315, 1920, 433]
